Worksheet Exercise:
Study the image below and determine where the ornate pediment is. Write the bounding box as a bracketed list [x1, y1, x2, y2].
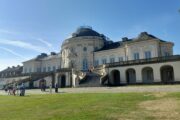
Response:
[135, 32, 157, 41]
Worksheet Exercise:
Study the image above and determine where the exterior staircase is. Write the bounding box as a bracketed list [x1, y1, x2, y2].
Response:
[79, 72, 102, 87]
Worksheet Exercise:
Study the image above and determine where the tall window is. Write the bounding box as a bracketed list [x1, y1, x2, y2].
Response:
[110, 58, 115, 63]
[83, 59, 88, 70]
[24, 68, 27, 73]
[53, 66, 56, 71]
[48, 66, 51, 72]
[83, 47, 87, 52]
[118, 57, 123, 62]
[36, 68, 41, 72]
[134, 53, 139, 60]
[145, 51, 151, 59]
[102, 59, 107, 64]
[29, 68, 32, 73]
[94, 47, 98, 51]
[165, 52, 170, 56]
[43, 67, 46, 72]
[94, 60, 99, 66]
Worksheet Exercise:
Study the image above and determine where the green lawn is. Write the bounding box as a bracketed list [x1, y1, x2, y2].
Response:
[0, 92, 180, 120]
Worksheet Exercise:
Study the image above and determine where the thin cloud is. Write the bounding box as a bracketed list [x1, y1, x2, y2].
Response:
[36, 38, 52, 47]
[0, 29, 19, 35]
[0, 29, 54, 50]
[0, 47, 26, 60]
[0, 39, 50, 53]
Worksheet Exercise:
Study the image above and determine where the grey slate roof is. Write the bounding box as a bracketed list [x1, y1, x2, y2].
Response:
[71, 26, 103, 38]
[0, 66, 23, 74]
[95, 41, 123, 51]
[95, 32, 168, 52]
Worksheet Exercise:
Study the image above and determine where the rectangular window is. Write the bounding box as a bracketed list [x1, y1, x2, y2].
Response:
[24, 68, 27, 73]
[118, 57, 123, 62]
[29, 68, 32, 73]
[48, 67, 51, 72]
[102, 59, 107, 64]
[110, 58, 115, 63]
[145, 51, 151, 59]
[126, 56, 128, 61]
[134, 53, 139, 60]
[53, 66, 56, 71]
[94, 60, 99, 66]
[165, 52, 170, 56]
[36, 68, 41, 72]
[43, 67, 46, 72]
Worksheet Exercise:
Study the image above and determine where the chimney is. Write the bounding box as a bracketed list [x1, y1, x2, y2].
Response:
[51, 52, 56, 55]
[122, 37, 128, 42]
[141, 32, 148, 36]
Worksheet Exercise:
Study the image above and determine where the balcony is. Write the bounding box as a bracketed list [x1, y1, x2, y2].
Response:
[96, 55, 180, 68]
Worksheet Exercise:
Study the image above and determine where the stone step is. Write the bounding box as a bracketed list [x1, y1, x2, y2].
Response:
[79, 73, 102, 87]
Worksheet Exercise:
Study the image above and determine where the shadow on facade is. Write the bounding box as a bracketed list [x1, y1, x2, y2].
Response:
[126, 68, 136, 84]
[58, 75, 66, 88]
[160, 65, 174, 84]
[142, 67, 154, 84]
[109, 70, 121, 86]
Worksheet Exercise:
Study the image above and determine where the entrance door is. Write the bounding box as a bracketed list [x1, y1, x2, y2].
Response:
[61, 75, 66, 87]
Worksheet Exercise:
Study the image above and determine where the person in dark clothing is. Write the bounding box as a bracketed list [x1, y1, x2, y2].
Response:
[55, 83, 58, 93]
[20, 83, 25, 96]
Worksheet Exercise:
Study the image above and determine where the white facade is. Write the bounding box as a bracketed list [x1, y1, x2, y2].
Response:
[22, 28, 173, 73]
[61, 36, 104, 70]
[23, 53, 61, 73]
[94, 33, 173, 66]
[106, 60, 180, 85]
[1, 26, 177, 88]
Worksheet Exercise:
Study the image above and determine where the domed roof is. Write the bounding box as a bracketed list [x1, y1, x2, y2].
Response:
[71, 26, 101, 37]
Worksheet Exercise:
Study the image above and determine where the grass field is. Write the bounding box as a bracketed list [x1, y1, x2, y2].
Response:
[0, 92, 180, 120]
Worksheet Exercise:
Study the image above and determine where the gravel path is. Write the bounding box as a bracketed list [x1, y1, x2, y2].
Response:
[0, 85, 180, 95]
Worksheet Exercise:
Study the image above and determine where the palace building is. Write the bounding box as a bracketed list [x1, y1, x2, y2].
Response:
[0, 26, 180, 89]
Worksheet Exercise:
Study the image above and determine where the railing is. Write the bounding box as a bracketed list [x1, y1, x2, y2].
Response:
[0, 68, 73, 79]
[96, 55, 180, 68]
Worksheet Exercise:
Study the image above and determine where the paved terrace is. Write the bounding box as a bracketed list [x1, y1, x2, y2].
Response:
[0, 85, 180, 95]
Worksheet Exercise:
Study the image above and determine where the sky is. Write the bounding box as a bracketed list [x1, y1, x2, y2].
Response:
[0, 0, 179, 71]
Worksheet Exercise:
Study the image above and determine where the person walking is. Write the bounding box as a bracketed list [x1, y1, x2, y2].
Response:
[12, 84, 16, 96]
[55, 83, 58, 93]
[7, 86, 11, 95]
[49, 83, 52, 94]
[4, 86, 8, 93]
[16, 84, 19, 95]
[20, 83, 25, 96]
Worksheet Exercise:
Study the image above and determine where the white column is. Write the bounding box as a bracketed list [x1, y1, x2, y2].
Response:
[153, 68, 161, 82]
[120, 68, 126, 84]
[136, 68, 142, 83]
[173, 63, 180, 82]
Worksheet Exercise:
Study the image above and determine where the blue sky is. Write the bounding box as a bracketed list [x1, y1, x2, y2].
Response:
[0, 0, 179, 70]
